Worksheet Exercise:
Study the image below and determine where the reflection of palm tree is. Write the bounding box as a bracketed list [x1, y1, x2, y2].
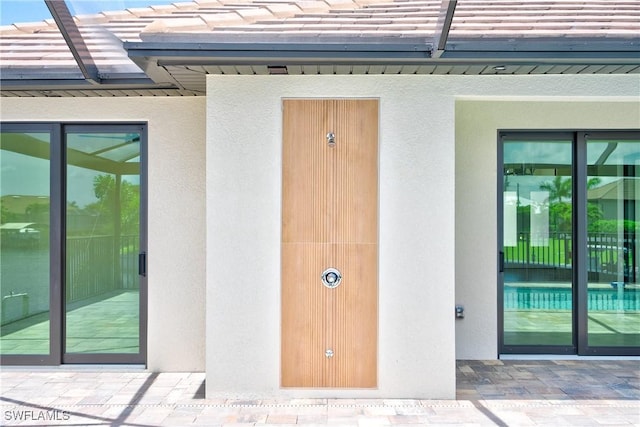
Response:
[540, 176, 571, 234]
[539, 176, 602, 202]
[587, 177, 602, 190]
[539, 176, 603, 233]
[540, 176, 571, 203]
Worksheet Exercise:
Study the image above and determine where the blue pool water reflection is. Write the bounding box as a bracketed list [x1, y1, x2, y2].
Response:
[504, 285, 640, 311]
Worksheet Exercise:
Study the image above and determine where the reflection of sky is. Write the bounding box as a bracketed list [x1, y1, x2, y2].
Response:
[1, 150, 50, 196]
[1, 0, 177, 26]
[504, 141, 572, 166]
[1, 133, 50, 198]
[588, 141, 640, 165]
[2, 150, 138, 208]
[504, 140, 640, 199]
[504, 141, 572, 199]
[505, 140, 640, 167]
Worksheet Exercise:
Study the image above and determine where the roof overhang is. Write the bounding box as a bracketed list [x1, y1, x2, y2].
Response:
[122, 35, 640, 94]
[443, 38, 640, 61]
[126, 34, 640, 65]
[2, 0, 639, 97]
[126, 36, 434, 64]
[0, 76, 189, 96]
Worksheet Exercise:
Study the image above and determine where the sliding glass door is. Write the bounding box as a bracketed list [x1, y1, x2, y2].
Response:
[500, 131, 640, 355]
[585, 134, 640, 351]
[0, 124, 146, 365]
[64, 128, 144, 362]
[501, 135, 575, 352]
[0, 127, 56, 362]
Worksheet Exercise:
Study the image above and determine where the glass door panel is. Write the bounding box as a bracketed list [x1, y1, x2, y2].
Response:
[0, 131, 51, 356]
[586, 138, 640, 348]
[65, 131, 141, 356]
[502, 139, 574, 348]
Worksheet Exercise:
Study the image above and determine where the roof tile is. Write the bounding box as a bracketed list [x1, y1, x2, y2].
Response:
[2, 0, 639, 89]
[126, 7, 157, 17]
[193, 0, 224, 5]
[234, 7, 275, 20]
[324, 0, 357, 8]
[199, 12, 246, 28]
[143, 16, 210, 32]
[150, 4, 182, 12]
[100, 10, 138, 20]
[264, 4, 304, 18]
[295, 1, 335, 12]
[172, 2, 201, 9]
[11, 22, 52, 32]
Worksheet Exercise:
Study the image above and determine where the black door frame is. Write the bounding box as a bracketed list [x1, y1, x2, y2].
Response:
[0, 122, 147, 365]
[498, 130, 640, 356]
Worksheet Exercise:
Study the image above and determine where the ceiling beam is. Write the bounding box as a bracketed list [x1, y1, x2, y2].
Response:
[44, 0, 100, 84]
[1, 133, 139, 175]
[432, 0, 457, 59]
[0, 78, 176, 91]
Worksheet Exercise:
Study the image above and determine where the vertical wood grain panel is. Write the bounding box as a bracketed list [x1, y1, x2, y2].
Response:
[282, 99, 378, 388]
[282, 99, 378, 244]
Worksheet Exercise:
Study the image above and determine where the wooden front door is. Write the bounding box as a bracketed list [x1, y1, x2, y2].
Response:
[281, 99, 378, 388]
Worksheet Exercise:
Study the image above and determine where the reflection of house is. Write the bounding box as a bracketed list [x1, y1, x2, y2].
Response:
[66, 206, 103, 234]
[0, 222, 42, 247]
[0, 195, 49, 223]
[1, 0, 639, 399]
[588, 179, 638, 221]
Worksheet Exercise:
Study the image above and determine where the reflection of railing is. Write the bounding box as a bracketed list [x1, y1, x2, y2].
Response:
[587, 233, 636, 283]
[505, 232, 637, 283]
[66, 235, 138, 303]
[505, 232, 573, 267]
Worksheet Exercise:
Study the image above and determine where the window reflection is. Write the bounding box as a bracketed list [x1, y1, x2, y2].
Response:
[65, 132, 141, 354]
[0, 132, 51, 355]
[587, 139, 640, 347]
[503, 140, 574, 347]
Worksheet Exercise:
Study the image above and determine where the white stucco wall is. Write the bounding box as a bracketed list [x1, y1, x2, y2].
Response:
[4, 73, 635, 392]
[206, 74, 638, 398]
[455, 99, 640, 359]
[206, 75, 457, 398]
[0, 96, 207, 371]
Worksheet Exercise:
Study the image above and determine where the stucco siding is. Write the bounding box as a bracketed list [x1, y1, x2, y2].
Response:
[2, 72, 637, 394]
[206, 76, 458, 398]
[0, 96, 207, 371]
[206, 74, 638, 398]
[455, 99, 640, 360]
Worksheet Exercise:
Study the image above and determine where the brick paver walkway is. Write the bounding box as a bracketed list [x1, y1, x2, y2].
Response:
[1, 360, 638, 426]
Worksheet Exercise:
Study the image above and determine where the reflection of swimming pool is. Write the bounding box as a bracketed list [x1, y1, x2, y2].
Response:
[504, 286, 640, 311]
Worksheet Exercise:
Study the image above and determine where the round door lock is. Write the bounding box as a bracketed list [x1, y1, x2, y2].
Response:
[321, 268, 342, 289]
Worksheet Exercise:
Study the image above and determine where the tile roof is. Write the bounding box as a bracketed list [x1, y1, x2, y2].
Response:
[1, 0, 638, 97]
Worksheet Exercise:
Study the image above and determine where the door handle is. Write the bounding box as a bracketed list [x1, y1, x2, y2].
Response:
[138, 252, 147, 277]
[499, 251, 504, 273]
